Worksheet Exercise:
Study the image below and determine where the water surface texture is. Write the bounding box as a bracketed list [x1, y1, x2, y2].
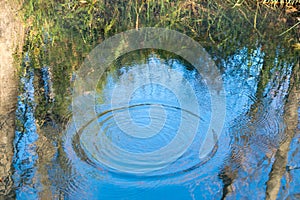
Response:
[7, 1, 300, 199]
[61, 51, 230, 199]
[11, 35, 299, 200]
[10, 47, 292, 200]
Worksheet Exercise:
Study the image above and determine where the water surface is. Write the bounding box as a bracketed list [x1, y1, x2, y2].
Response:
[12, 48, 298, 200]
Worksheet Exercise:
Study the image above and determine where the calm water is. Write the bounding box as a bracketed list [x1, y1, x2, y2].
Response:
[12, 48, 299, 199]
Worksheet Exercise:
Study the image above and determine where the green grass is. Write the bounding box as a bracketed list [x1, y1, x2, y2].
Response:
[16, 0, 299, 126]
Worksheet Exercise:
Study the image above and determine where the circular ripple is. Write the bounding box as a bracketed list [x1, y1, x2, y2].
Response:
[73, 103, 211, 176]
[71, 55, 215, 175]
[67, 28, 227, 191]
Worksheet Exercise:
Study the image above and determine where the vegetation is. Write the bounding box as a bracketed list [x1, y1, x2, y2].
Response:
[16, 0, 299, 125]
[10, 1, 299, 198]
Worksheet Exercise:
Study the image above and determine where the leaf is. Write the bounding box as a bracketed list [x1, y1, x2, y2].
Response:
[292, 43, 300, 50]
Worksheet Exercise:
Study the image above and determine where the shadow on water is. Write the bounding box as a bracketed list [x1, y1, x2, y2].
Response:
[10, 0, 300, 199]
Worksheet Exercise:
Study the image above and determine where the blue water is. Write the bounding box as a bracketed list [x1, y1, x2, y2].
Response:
[13, 52, 39, 200]
[12, 47, 298, 199]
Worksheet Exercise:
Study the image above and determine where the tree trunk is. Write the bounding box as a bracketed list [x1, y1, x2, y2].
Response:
[266, 62, 300, 200]
[0, 0, 24, 198]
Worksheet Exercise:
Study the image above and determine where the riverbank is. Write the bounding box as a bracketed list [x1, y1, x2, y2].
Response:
[0, 0, 24, 198]
[1, 0, 299, 199]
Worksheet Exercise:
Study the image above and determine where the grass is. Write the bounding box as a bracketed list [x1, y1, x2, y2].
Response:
[15, 0, 299, 126]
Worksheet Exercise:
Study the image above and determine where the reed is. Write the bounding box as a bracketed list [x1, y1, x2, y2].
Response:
[17, 0, 299, 124]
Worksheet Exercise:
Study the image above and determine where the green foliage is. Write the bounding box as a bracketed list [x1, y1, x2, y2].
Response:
[18, 0, 299, 126]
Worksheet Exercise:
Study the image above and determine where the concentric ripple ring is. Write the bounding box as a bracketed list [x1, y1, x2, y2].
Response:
[71, 28, 226, 174]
